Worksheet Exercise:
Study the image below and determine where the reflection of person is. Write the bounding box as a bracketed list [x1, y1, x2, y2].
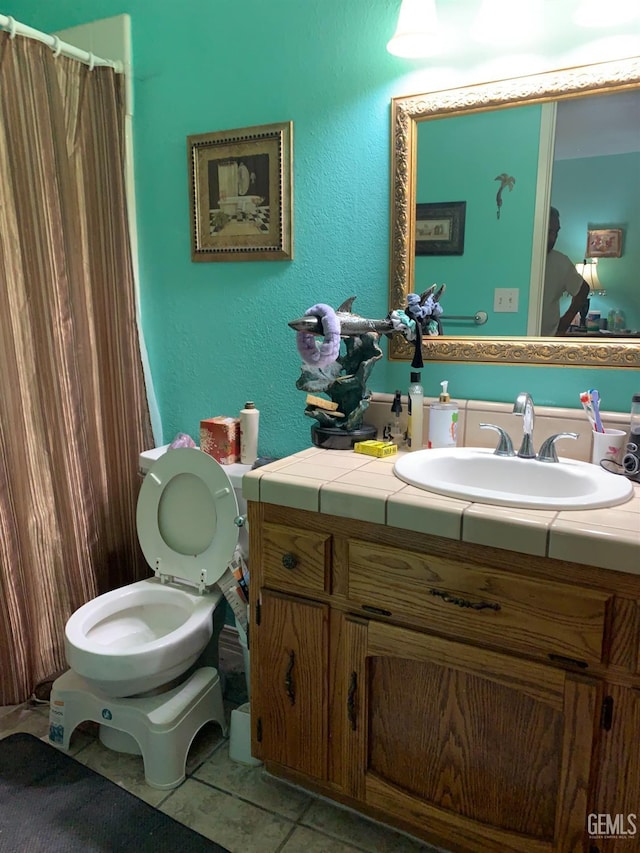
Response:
[541, 207, 590, 336]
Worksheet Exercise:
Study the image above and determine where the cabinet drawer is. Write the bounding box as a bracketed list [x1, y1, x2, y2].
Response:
[262, 523, 330, 595]
[347, 539, 611, 666]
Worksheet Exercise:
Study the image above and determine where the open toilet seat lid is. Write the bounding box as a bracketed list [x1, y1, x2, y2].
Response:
[136, 447, 239, 589]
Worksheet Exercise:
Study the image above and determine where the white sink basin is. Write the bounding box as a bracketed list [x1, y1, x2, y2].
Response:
[393, 447, 634, 510]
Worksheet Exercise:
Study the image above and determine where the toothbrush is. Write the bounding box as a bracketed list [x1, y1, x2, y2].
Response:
[579, 391, 597, 431]
[589, 389, 605, 433]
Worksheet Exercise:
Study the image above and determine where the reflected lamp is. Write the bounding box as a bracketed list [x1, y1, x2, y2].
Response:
[577, 258, 606, 296]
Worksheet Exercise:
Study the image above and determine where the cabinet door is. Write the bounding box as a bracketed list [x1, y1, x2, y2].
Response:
[253, 589, 328, 780]
[343, 618, 598, 853]
[591, 684, 640, 853]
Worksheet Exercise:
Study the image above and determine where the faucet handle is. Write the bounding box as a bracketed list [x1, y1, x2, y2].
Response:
[480, 423, 515, 457]
[537, 432, 579, 463]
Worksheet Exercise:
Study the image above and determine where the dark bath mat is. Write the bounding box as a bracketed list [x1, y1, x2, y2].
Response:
[0, 733, 229, 852]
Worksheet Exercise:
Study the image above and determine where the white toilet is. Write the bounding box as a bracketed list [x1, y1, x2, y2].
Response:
[49, 447, 249, 789]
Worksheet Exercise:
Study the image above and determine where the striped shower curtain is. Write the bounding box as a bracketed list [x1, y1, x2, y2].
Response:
[0, 32, 153, 704]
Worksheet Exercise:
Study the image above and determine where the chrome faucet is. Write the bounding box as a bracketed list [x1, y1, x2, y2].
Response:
[537, 432, 579, 463]
[479, 424, 515, 456]
[512, 392, 536, 458]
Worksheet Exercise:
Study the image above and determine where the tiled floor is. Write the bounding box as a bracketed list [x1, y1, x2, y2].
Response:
[0, 668, 444, 853]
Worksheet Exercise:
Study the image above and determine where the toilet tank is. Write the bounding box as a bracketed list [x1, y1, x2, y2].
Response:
[138, 445, 250, 558]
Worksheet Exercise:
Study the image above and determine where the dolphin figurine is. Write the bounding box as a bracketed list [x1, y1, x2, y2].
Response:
[288, 297, 397, 338]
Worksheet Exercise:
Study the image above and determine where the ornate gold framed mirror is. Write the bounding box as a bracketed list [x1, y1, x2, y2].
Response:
[389, 56, 640, 368]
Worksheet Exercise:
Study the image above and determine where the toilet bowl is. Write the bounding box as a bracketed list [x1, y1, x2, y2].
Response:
[64, 578, 223, 697]
[62, 447, 240, 698]
[50, 447, 249, 787]
[63, 447, 242, 698]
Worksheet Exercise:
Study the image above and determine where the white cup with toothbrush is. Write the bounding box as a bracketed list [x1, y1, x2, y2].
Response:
[581, 389, 627, 465]
[591, 428, 627, 466]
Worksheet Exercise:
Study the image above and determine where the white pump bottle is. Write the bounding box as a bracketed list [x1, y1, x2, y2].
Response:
[428, 381, 458, 449]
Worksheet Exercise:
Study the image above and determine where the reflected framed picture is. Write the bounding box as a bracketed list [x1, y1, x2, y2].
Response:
[187, 121, 293, 262]
[586, 228, 622, 258]
[415, 201, 466, 256]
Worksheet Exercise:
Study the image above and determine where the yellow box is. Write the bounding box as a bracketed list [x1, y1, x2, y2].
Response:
[353, 440, 397, 458]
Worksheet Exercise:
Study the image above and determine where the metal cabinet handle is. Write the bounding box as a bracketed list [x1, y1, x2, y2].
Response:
[347, 671, 358, 731]
[285, 650, 296, 705]
[429, 588, 501, 612]
[282, 552, 298, 570]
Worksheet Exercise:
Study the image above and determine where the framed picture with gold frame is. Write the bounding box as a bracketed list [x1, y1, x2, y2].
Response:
[415, 201, 466, 256]
[586, 228, 622, 259]
[188, 121, 293, 261]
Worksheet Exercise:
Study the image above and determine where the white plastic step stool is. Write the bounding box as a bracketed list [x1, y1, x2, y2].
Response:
[49, 667, 227, 789]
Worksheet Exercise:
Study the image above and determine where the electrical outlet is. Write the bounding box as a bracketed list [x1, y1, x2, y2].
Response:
[494, 288, 519, 313]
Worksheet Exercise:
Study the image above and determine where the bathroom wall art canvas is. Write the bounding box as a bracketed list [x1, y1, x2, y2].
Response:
[187, 121, 293, 261]
[586, 228, 623, 258]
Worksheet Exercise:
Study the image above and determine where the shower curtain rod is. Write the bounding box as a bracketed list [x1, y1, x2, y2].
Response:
[0, 13, 122, 72]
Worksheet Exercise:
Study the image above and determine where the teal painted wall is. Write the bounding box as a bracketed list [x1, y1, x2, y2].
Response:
[552, 151, 640, 330]
[5, 0, 640, 457]
[416, 106, 542, 336]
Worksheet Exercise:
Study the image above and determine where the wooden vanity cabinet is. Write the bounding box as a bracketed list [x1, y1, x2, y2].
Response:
[249, 502, 640, 853]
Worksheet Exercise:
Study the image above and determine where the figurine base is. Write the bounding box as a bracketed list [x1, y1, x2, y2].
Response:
[311, 423, 377, 450]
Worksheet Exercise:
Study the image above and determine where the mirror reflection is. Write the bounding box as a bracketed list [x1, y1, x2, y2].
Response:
[414, 89, 640, 338]
[388, 58, 640, 368]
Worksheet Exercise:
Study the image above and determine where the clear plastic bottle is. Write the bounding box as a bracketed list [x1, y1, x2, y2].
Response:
[407, 372, 424, 451]
[239, 402, 259, 465]
[389, 390, 404, 445]
[614, 309, 626, 333]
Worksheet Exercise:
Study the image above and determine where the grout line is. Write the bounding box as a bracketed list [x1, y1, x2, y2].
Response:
[273, 822, 297, 852]
[178, 774, 300, 826]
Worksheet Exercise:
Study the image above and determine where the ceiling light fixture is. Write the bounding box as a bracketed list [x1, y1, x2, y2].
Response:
[473, 0, 543, 45]
[574, 0, 640, 27]
[387, 0, 440, 58]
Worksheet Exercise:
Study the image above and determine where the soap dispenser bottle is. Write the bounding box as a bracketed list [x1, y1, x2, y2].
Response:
[407, 372, 424, 451]
[428, 381, 458, 449]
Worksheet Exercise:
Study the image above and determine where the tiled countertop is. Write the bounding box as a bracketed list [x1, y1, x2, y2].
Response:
[243, 447, 640, 576]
